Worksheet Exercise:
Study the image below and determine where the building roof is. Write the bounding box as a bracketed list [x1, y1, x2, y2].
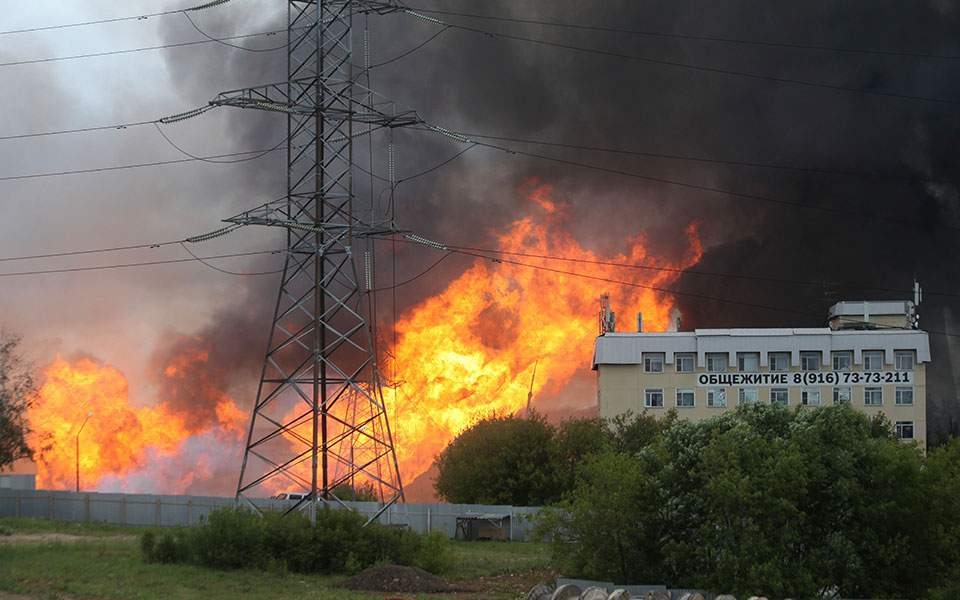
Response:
[828, 300, 913, 318]
[593, 327, 930, 369]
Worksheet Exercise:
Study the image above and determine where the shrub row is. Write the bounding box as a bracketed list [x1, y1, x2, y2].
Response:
[140, 506, 451, 575]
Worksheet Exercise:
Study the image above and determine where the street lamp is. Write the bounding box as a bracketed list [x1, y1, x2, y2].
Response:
[76, 411, 93, 493]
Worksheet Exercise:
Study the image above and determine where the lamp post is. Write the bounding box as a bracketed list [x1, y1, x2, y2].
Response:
[76, 411, 93, 493]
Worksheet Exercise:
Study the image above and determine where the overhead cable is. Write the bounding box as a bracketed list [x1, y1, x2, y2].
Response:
[0, 0, 236, 37]
[396, 233, 960, 338]
[420, 128, 955, 187]
[403, 6, 960, 62]
[153, 123, 288, 164]
[0, 249, 284, 278]
[416, 123, 960, 233]
[381, 234, 960, 299]
[0, 28, 288, 70]
[400, 9, 960, 106]
[0, 146, 284, 183]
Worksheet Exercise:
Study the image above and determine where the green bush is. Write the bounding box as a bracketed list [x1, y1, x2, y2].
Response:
[140, 530, 156, 562]
[155, 529, 194, 564]
[140, 528, 194, 564]
[140, 505, 452, 576]
[414, 530, 453, 574]
[194, 507, 266, 570]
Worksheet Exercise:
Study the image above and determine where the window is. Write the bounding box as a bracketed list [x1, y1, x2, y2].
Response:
[707, 388, 727, 408]
[643, 353, 664, 373]
[895, 350, 915, 371]
[770, 388, 789, 406]
[802, 388, 821, 406]
[896, 387, 914, 406]
[895, 421, 915, 440]
[706, 353, 728, 373]
[737, 352, 760, 372]
[676, 389, 695, 408]
[832, 351, 853, 372]
[863, 351, 884, 371]
[801, 352, 821, 371]
[865, 387, 883, 406]
[833, 387, 852, 404]
[738, 388, 759, 405]
[768, 352, 790, 372]
[675, 353, 695, 373]
[645, 389, 664, 408]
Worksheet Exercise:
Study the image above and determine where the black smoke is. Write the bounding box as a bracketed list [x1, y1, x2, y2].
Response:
[157, 1, 960, 442]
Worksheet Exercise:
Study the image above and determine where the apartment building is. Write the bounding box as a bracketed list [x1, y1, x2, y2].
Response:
[593, 300, 930, 446]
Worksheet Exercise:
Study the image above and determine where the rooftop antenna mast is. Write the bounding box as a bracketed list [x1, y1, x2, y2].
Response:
[213, 0, 417, 523]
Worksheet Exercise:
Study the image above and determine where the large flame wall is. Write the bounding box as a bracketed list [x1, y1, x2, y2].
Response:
[24, 183, 701, 493]
[387, 184, 702, 480]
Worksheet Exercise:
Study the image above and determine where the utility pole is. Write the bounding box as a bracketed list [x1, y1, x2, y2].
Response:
[75, 411, 92, 493]
[216, 0, 414, 523]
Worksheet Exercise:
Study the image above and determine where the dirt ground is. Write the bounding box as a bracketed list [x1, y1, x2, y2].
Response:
[0, 533, 136, 544]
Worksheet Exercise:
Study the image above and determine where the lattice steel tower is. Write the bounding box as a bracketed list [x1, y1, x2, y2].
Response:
[212, 0, 416, 519]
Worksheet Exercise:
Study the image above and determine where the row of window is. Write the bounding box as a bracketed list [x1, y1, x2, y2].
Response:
[643, 386, 915, 409]
[643, 350, 916, 373]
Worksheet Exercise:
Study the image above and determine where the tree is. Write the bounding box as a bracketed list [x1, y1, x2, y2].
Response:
[536, 404, 955, 598]
[0, 331, 34, 470]
[537, 451, 666, 584]
[553, 417, 611, 491]
[434, 412, 559, 505]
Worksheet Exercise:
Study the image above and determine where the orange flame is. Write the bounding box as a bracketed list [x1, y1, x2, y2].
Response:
[27, 357, 184, 490]
[27, 351, 247, 491]
[388, 184, 702, 480]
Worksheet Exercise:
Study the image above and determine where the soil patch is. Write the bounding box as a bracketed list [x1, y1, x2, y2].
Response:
[341, 565, 453, 593]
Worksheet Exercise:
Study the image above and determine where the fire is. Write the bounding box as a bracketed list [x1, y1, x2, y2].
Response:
[27, 357, 186, 490]
[388, 184, 702, 480]
[27, 349, 247, 491]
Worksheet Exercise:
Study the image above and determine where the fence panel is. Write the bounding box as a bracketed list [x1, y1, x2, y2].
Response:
[0, 489, 541, 540]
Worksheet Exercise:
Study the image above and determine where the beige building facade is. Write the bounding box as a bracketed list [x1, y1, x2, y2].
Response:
[593, 301, 930, 446]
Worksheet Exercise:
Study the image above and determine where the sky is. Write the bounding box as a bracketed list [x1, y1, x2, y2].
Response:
[3, 0, 960, 462]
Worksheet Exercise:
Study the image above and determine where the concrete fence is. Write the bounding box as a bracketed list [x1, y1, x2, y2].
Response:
[0, 489, 542, 541]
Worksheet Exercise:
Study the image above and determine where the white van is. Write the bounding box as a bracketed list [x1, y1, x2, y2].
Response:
[271, 492, 309, 501]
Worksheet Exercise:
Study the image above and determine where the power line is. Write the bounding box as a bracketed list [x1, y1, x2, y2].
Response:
[0, 0, 236, 37]
[370, 26, 450, 69]
[153, 123, 287, 164]
[0, 145, 284, 183]
[181, 12, 288, 53]
[416, 124, 960, 233]
[395, 234, 960, 338]
[370, 251, 452, 292]
[401, 9, 960, 107]
[404, 6, 960, 62]
[379, 235, 960, 299]
[0, 249, 284, 278]
[0, 9, 180, 37]
[179, 242, 285, 275]
[428, 129, 954, 187]
[0, 240, 182, 263]
[0, 120, 157, 142]
[0, 27, 288, 70]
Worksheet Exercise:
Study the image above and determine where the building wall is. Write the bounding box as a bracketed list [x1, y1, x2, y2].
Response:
[597, 332, 928, 447]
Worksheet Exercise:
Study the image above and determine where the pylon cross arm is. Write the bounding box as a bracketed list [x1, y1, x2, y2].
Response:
[210, 79, 420, 127]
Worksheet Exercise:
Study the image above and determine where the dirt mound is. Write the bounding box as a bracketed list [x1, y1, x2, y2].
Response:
[341, 565, 452, 593]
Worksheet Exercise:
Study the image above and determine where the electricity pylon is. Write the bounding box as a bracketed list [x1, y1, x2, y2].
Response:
[213, 0, 416, 522]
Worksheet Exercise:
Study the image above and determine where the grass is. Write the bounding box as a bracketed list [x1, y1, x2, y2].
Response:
[0, 518, 552, 600]
[0, 517, 139, 536]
